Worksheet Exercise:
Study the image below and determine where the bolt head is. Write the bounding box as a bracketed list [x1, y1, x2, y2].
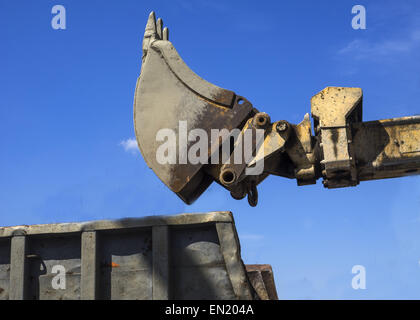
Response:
[253, 112, 270, 129]
[276, 121, 288, 132]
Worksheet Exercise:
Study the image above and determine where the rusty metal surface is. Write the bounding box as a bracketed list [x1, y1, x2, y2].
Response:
[134, 12, 254, 204]
[0, 211, 272, 300]
[311, 87, 362, 188]
[246, 264, 278, 300]
[0, 211, 234, 237]
[284, 114, 317, 185]
[353, 116, 420, 181]
[28, 235, 81, 300]
[0, 239, 10, 300]
[171, 225, 238, 299]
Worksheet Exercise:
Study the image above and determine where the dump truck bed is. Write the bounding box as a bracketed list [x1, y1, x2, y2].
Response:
[0, 211, 277, 300]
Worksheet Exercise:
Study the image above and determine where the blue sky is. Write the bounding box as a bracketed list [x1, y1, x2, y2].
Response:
[1, 0, 420, 299]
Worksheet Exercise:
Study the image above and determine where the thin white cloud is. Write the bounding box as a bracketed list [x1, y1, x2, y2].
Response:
[338, 30, 420, 60]
[120, 138, 139, 154]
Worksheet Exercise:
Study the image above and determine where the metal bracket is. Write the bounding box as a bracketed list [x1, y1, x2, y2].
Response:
[311, 87, 363, 188]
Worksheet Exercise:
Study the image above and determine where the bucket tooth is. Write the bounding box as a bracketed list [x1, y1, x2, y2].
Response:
[163, 27, 169, 41]
[156, 18, 163, 39]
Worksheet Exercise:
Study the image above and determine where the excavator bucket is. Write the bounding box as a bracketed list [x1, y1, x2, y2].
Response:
[134, 12, 255, 204]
